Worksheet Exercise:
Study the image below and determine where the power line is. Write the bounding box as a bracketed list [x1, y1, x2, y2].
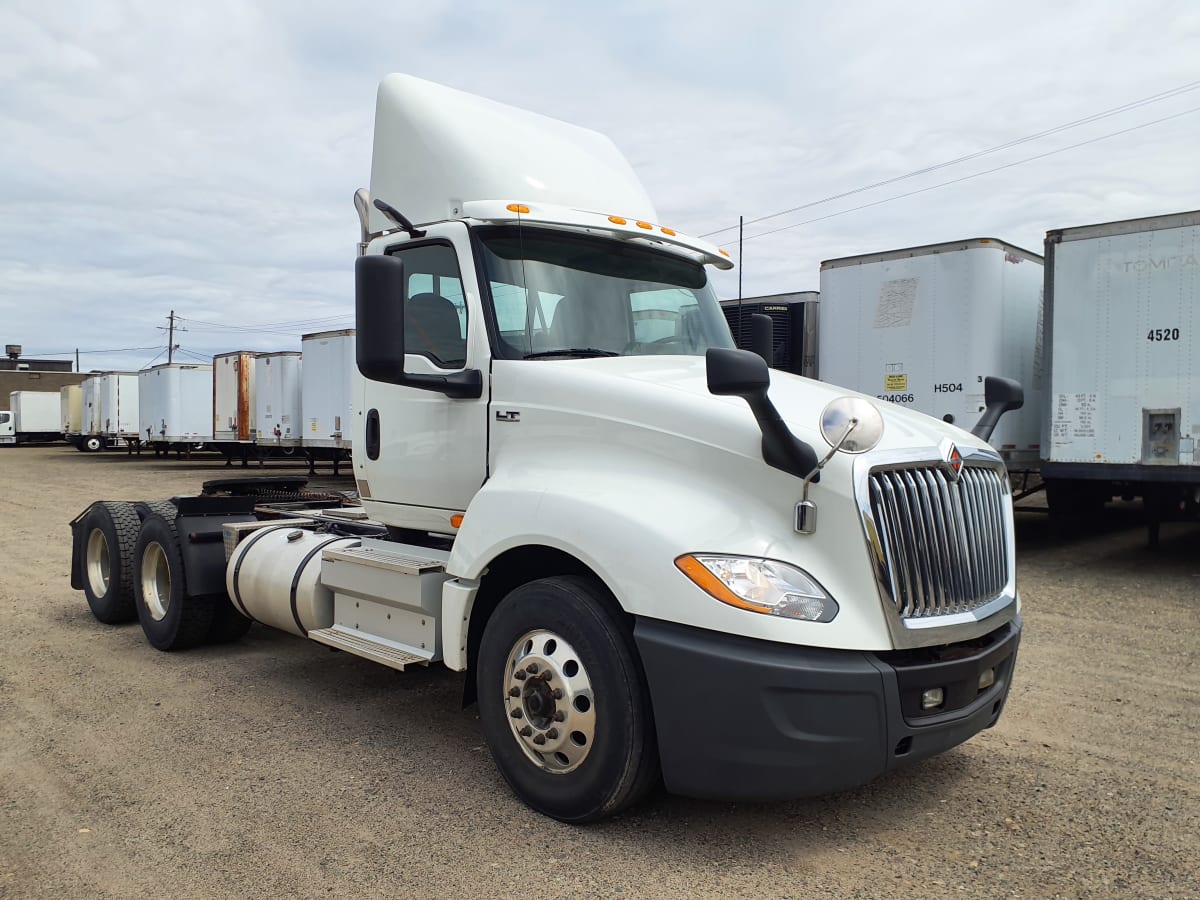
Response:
[23, 344, 164, 357]
[179, 313, 351, 331]
[701, 78, 1200, 239]
[737, 104, 1200, 244]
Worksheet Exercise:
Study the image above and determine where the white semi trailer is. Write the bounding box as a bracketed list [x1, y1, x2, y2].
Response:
[819, 239, 1045, 472]
[69, 74, 1025, 823]
[1041, 209, 1200, 539]
[139, 363, 213, 455]
[74, 372, 139, 451]
[300, 329, 355, 475]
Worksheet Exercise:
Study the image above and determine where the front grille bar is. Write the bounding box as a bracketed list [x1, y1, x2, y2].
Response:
[868, 464, 1009, 618]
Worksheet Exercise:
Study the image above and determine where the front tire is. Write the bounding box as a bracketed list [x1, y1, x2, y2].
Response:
[79, 501, 140, 624]
[133, 514, 214, 650]
[477, 576, 659, 823]
[83, 436, 103, 452]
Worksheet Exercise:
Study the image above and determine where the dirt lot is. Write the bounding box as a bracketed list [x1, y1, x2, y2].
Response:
[1, 445, 1197, 898]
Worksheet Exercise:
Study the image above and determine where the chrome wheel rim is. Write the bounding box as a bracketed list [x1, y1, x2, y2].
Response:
[140, 542, 171, 621]
[85, 528, 111, 597]
[503, 630, 595, 774]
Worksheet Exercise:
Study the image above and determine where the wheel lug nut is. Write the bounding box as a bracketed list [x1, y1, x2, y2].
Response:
[508, 687, 520, 697]
[510, 708, 523, 719]
[519, 725, 532, 737]
[551, 688, 563, 700]
[546, 728, 559, 739]
[526, 663, 539, 674]
[539, 670, 553, 681]
[532, 734, 546, 746]
[514, 670, 527, 681]
[553, 711, 565, 722]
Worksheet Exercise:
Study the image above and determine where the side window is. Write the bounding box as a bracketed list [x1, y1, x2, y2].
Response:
[0, 412, 9, 425]
[392, 242, 468, 369]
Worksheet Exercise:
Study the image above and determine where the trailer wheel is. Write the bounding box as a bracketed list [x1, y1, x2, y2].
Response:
[83, 436, 102, 452]
[79, 501, 140, 624]
[133, 514, 214, 651]
[477, 576, 659, 823]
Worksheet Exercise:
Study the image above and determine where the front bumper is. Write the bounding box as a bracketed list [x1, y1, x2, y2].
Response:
[634, 614, 1021, 800]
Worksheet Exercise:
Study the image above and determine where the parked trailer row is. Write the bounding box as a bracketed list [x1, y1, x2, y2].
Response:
[723, 211, 1198, 535]
[55, 332, 352, 471]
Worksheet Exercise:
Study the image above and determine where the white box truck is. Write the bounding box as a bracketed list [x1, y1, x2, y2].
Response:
[139, 363, 213, 454]
[254, 351, 303, 453]
[7, 391, 63, 444]
[819, 239, 1045, 470]
[301, 329, 354, 474]
[1041, 209, 1200, 536]
[68, 74, 1025, 823]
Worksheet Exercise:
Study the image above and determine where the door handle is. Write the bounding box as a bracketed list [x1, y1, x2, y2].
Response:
[365, 408, 381, 460]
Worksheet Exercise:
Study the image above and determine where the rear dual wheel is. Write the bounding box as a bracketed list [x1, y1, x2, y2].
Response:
[477, 576, 659, 823]
[80, 501, 141, 624]
[133, 514, 214, 651]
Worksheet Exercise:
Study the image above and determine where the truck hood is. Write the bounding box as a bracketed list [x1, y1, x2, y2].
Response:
[490, 355, 994, 462]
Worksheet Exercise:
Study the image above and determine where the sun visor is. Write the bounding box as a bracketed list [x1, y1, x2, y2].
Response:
[368, 74, 658, 234]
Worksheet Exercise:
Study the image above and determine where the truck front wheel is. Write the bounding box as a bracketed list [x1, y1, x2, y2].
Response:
[477, 576, 659, 823]
[133, 515, 214, 651]
[80, 501, 140, 624]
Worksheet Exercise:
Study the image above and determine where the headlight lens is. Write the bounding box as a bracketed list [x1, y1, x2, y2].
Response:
[675, 554, 838, 622]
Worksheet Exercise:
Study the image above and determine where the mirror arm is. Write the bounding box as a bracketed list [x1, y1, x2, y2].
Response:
[399, 369, 483, 399]
[744, 392, 820, 481]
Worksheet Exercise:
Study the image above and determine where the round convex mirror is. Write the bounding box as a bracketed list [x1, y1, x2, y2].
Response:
[819, 397, 884, 454]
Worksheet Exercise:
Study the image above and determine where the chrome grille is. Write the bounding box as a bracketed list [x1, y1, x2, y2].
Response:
[868, 464, 1009, 618]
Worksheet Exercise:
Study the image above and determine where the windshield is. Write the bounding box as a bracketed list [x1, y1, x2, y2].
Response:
[476, 226, 735, 359]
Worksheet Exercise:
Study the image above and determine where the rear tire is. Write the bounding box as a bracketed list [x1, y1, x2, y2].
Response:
[133, 514, 214, 651]
[206, 600, 253, 644]
[83, 436, 102, 452]
[477, 576, 659, 823]
[79, 501, 140, 624]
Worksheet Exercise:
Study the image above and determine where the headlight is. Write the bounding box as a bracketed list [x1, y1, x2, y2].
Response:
[675, 554, 838, 622]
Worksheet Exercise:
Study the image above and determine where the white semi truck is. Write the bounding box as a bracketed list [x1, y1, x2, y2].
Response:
[69, 74, 1024, 823]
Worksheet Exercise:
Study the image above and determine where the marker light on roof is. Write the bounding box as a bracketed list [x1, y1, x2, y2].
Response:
[506, 203, 530, 214]
[608, 215, 627, 225]
[635, 221, 653, 230]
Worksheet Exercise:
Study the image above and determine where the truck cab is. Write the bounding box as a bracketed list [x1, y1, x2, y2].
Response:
[347, 75, 1022, 818]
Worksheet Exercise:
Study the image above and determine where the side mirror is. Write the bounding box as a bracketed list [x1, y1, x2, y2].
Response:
[354, 253, 484, 399]
[355, 254, 407, 385]
[706, 348, 818, 480]
[706, 346, 770, 397]
[749, 313, 774, 367]
[971, 376, 1024, 442]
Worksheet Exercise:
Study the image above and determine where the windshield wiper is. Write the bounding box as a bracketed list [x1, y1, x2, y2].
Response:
[522, 348, 620, 359]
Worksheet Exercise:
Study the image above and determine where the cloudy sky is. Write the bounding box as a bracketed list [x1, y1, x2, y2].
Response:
[2, 1, 1198, 372]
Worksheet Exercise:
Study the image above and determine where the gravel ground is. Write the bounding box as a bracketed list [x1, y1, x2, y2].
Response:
[1, 445, 1197, 898]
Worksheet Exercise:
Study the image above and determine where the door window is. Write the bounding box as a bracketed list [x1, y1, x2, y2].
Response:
[391, 242, 468, 369]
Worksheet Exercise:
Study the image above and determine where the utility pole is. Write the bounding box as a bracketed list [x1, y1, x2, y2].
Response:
[167, 310, 176, 364]
[75, 348, 79, 372]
